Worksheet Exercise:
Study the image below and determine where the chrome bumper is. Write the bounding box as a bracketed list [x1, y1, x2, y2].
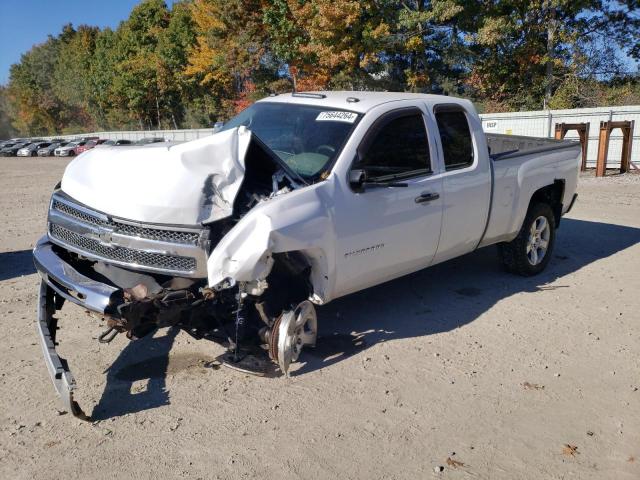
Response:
[37, 280, 89, 420]
[33, 236, 120, 314]
[33, 236, 121, 420]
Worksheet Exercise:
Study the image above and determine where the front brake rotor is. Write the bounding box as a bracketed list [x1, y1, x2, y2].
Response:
[274, 300, 317, 376]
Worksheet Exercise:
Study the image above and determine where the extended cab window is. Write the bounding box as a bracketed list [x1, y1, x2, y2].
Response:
[355, 112, 430, 180]
[434, 108, 473, 170]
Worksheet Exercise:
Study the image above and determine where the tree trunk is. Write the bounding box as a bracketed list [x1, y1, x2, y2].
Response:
[155, 94, 162, 130]
[544, 1, 556, 109]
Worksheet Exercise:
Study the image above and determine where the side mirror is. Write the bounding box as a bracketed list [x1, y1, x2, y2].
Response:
[349, 169, 367, 190]
[213, 121, 224, 133]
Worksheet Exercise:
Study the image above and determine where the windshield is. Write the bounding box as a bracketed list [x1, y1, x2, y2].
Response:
[221, 102, 361, 180]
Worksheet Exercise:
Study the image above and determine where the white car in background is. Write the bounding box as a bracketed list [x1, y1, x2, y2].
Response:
[54, 142, 80, 157]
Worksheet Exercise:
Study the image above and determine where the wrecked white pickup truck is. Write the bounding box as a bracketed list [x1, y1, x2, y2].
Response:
[34, 91, 581, 418]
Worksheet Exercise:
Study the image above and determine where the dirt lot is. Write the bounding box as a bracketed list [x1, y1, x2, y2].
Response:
[0, 156, 639, 480]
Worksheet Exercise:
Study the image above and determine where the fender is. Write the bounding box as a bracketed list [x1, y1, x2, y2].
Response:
[207, 178, 337, 303]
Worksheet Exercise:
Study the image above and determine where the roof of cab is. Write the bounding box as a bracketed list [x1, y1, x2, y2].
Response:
[257, 91, 469, 113]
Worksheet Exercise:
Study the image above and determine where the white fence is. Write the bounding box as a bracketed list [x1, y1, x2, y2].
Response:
[45, 104, 639, 169]
[47, 128, 215, 143]
[479, 105, 640, 168]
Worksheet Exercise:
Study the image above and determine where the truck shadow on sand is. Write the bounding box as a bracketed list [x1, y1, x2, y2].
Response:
[91, 328, 180, 420]
[294, 217, 640, 374]
[0, 250, 36, 281]
[92, 218, 639, 417]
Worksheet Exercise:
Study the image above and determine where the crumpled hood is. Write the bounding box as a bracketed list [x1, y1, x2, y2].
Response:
[60, 127, 252, 225]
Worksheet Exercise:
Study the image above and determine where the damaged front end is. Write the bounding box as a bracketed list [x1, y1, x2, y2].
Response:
[34, 127, 322, 419]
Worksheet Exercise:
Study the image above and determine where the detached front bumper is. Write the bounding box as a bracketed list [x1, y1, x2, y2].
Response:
[33, 236, 121, 420]
[34, 236, 120, 313]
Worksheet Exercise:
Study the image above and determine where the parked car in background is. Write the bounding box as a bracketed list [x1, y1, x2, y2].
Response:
[2, 140, 42, 156]
[0, 138, 27, 148]
[134, 137, 165, 145]
[0, 141, 19, 152]
[38, 142, 69, 157]
[54, 141, 85, 157]
[17, 142, 52, 157]
[74, 139, 107, 154]
[98, 139, 133, 147]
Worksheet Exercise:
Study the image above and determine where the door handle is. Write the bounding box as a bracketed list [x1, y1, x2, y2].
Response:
[415, 192, 440, 204]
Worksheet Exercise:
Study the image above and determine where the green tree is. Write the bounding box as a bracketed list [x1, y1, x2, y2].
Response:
[6, 29, 70, 135]
[4, 0, 640, 135]
[0, 86, 18, 139]
[461, 0, 640, 110]
[109, 0, 172, 129]
[186, 0, 281, 119]
[52, 25, 100, 131]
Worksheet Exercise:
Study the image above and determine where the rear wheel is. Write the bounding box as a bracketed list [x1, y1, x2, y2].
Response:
[499, 202, 556, 276]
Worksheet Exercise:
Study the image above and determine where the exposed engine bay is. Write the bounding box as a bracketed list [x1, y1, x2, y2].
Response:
[87, 246, 318, 377]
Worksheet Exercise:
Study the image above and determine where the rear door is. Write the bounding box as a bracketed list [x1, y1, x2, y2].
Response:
[430, 103, 492, 264]
[333, 107, 444, 296]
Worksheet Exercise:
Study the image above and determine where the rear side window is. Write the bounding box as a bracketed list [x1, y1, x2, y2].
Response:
[355, 112, 431, 180]
[434, 108, 473, 170]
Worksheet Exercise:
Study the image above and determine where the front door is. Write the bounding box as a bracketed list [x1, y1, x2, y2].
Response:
[333, 108, 443, 297]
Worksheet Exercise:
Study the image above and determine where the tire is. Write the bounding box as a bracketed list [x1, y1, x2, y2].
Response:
[499, 202, 556, 276]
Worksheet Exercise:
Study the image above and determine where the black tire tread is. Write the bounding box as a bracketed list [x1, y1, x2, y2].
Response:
[499, 202, 556, 277]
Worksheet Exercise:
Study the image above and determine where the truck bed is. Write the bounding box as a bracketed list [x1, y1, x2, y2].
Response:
[486, 133, 579, 160]
[479, 133, 582, 248]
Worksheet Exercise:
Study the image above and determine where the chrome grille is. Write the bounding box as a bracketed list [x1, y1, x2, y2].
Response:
[52, 199, 105, 227]
[52, 199, 200, 244]
[114, 223, 200, 244]
[47, 192, 209, 277]
[49, 224, 197, 272]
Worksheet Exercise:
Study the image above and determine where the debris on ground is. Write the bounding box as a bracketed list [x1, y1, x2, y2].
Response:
[562, 444, 579, 457]
[446, 456, 465, 468]
[523, 381, 545, 390]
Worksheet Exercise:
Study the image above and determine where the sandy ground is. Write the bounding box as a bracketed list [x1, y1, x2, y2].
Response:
[0, 156, 639, 480]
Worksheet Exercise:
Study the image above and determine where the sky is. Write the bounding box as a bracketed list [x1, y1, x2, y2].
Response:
[0, 0, 176, 85]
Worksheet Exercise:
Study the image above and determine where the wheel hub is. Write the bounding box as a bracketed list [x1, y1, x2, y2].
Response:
[271, 300, 317, 375]
[526, 215, 550, 266]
